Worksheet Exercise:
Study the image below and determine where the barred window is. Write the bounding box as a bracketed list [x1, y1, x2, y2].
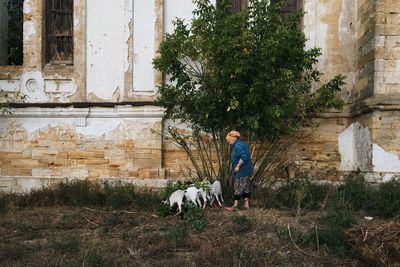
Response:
[0, 0, 24, 66]
[45, 0, 73, 65]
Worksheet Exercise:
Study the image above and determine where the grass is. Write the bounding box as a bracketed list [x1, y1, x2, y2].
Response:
[0, 177, 399, 265]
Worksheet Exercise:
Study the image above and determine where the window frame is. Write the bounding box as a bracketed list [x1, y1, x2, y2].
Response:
[44, 0, 74, 65]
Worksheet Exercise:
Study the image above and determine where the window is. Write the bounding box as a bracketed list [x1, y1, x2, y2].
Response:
[280, 0, 301, 16]
[272, 0, 302, 20]
[0, 0, 24, 66]
[232, 0, 248, 12]
[227, 0, 301, 14]
[45, 0, 73, 65]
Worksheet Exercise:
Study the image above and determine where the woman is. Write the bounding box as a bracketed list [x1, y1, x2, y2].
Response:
[225, 130, 253, 211]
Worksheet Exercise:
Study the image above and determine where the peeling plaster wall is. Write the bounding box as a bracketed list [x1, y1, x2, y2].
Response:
[86, 0, 129, 101]
[338, 122, 372, 171]
[303, 0, 356, 100]
[0, 106, 165, 193]
[372, 144, 400, 172]
[133, 0, 156, 94]
[338, 121, 400, 180]
[1, 0, 400, 190]
[0, 0, 85, 103]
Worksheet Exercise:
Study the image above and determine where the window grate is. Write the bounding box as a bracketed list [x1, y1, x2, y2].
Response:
[45, 0, 73, 65]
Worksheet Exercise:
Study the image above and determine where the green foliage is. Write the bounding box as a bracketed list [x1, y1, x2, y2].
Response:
[55, 179, 106, 206]
[4, 0, 24, 65]
[182, 202, 208, 232]
[368, 178, 400, 218]
[156, 203, 171, 217]
[318, 196, 355, 253]
[0, 194, 9, 213]
[154, 0, 344, 138]
[1, 179, 162, 211]
[153, 0, 345, 186]
[337, 175, 369, 211]
[266, 178, 333, 215]
[232, 215, 253, 234]
[162, 202, 208, 246]
[0, 90, 26, 115]
[160, 181, 188, 201]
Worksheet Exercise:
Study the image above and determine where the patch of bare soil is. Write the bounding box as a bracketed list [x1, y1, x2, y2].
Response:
[0, 206, 361, 266]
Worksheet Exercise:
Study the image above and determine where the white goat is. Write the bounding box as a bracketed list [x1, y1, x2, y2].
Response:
[163, 189, 185, 214]
[197, 187, 211, 209]
[184, 186, 202, 207]
[209, 180, 224, 206]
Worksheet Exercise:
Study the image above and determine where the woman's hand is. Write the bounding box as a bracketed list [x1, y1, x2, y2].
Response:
[234, 164, 240, 172]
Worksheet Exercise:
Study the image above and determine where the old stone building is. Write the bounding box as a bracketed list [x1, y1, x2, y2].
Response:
[0, 0, 399, 192]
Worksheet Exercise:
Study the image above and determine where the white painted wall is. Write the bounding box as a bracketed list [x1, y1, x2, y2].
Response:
[373, 144, 400, 172]
[133, 0, 156, 94]
[338, 122, 372, 171]
[339, 122, 400, 174]
[86, 0, 130, 100]
[303, 0, 327, 71]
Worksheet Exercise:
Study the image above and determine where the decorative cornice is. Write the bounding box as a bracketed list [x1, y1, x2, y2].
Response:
[1, 105, 165, 118]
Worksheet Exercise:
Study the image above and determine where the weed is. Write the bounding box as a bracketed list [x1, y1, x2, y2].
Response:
[369, 178, 400, 218]
[164, 223, 189, 247]
[132, 190, 161, 211]
[51, 235, 81, 253]
[56, 179, 106, 206]
[83, 250, 107, 267]
[103, 183, 135, 209]
[156, 203, 171, 217]
[312, 194, 355, 254]
[232, 215, 253, 234]
[338, 175, 368, 211]
[182, 202, 207, 232]
[268, 178, 333, 215]
[0, 194, 9, 213]
[160, 181, 187, 201]
[0, 242, 29, 262]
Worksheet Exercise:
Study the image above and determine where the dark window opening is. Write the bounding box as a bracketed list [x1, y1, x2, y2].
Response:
[0, 0, 24, 66]
[45, 0, 73, 65]
[272, 0, 302, 20]
[232, 0, 249, 12]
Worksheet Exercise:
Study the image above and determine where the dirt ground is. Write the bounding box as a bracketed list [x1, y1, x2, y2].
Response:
[0, 205, 364, 267]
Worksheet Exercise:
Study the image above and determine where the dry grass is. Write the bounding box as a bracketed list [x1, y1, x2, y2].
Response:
[0, 205, 361, 267]
[347, 218, 400, 266]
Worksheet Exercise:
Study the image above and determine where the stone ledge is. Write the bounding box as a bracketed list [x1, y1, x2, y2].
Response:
[0, 105, 165, 119]
[0, 176, 171, 194]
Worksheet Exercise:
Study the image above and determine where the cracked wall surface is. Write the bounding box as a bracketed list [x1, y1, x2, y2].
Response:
[0, 0, 400, 191]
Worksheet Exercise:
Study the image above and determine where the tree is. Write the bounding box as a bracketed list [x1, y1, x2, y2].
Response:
[153, 0, 345, 191]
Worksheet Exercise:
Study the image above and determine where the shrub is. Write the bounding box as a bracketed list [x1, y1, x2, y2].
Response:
[232, 215, 253, 234]
[160, 181, 187, 201]
[369, 178, 400, 218]
[182, 202, 208, 232]
[338, 175, 368, 211]
[267, 178, 333, 215]
[310, 195, 355, 254]
[56, 179, 106, 206]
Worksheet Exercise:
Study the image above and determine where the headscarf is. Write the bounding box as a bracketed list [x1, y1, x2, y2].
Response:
[226, 130, 240, 142]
